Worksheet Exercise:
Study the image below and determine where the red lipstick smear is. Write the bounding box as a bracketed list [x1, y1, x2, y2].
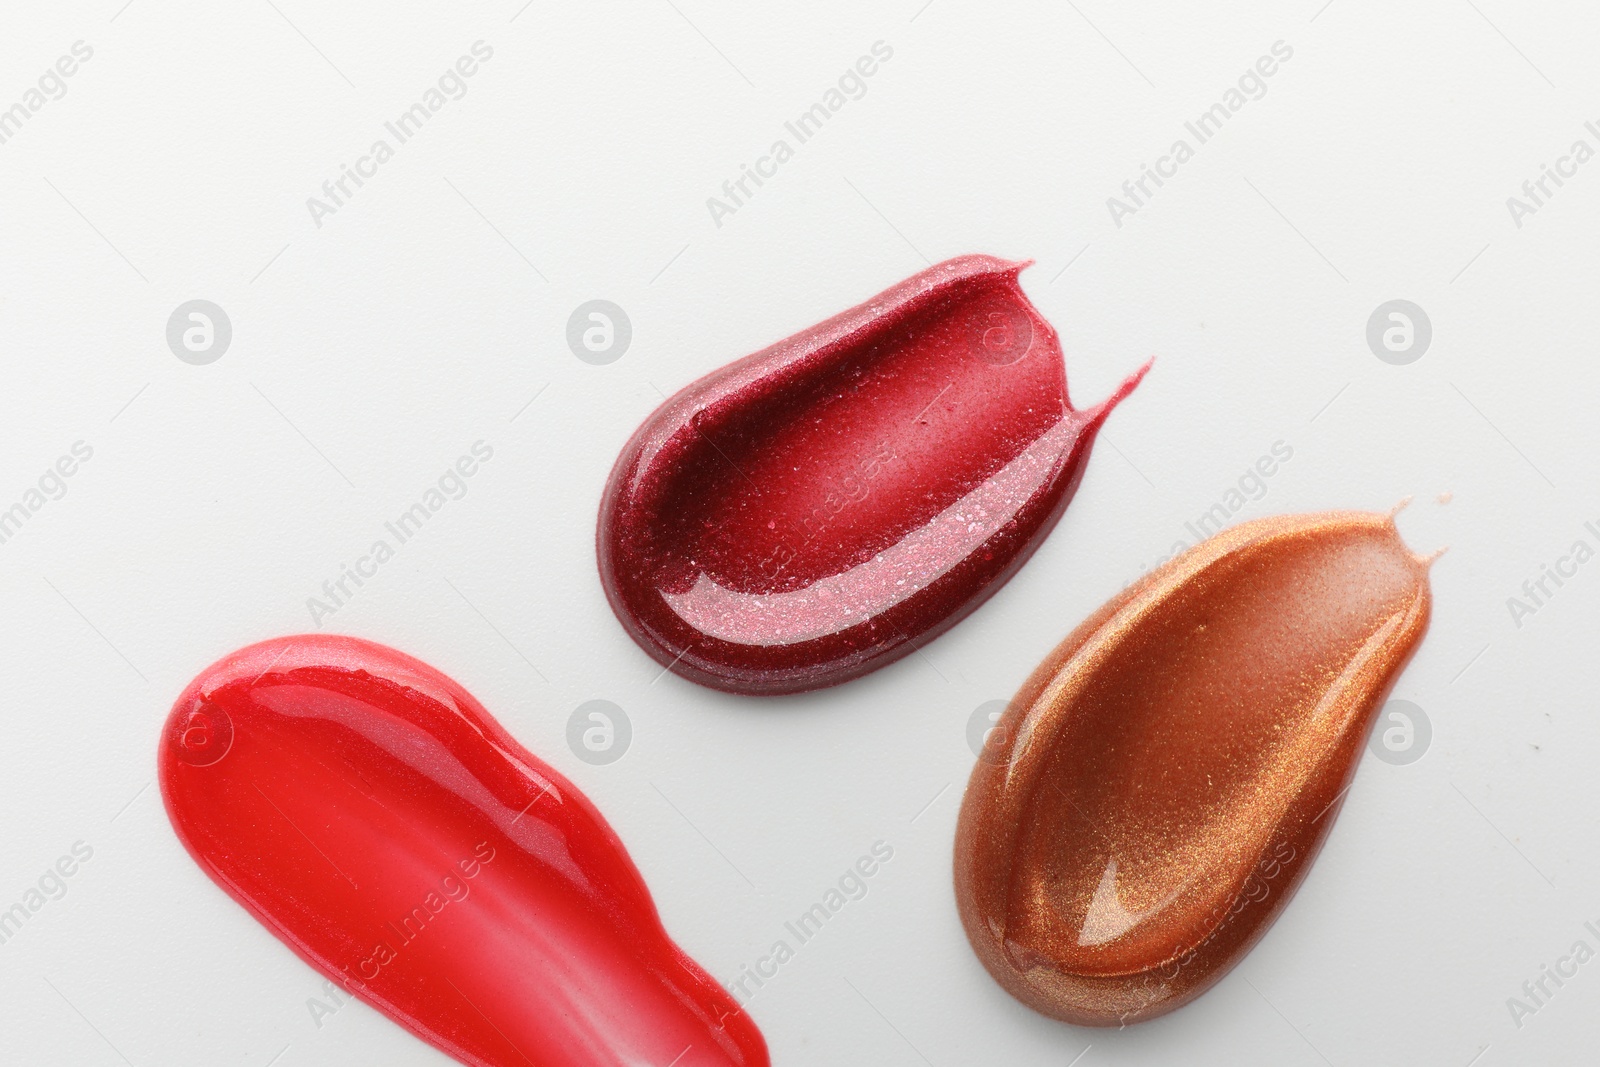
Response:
[599, 255, 1148, 695]
[954, 511, 1433, 1025]
[159, 635, 767, 1067]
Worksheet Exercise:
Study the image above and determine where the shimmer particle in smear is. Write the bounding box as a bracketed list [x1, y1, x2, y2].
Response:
[159, 635, 768, 1067]
[598, 255, 1148, 695]
[954, 511, 1433, 1026]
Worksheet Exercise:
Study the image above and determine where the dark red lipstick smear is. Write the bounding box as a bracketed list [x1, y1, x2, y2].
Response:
[598, 255, 1148, 695]
[159, 635, 768, 1067]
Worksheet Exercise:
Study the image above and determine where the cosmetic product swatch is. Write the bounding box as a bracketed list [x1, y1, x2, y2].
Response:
[598, 254, 1148, 695]
[954, 511, 1433, 1025]
[159, 635, 768, 1067]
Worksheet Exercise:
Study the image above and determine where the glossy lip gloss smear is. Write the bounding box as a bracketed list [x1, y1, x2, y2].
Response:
[598, 254, 1149, 695]
[159, 635, 769, 1067]
[954, 511, 1433, 1026]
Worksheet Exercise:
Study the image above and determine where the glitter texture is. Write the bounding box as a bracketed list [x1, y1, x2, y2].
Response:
[953, 511, 1433, 1026]
[598, 254, 1148, 695]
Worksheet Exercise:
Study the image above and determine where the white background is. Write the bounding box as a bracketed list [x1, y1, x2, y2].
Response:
[0, 1, 1595, 1064]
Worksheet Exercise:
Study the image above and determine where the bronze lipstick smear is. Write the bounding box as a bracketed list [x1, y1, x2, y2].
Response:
[954, 511, 1433, 1025]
